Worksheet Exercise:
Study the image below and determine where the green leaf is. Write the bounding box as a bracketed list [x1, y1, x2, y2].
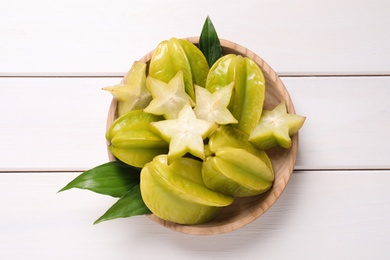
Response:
[199, 16, 223, 67]
[58, 161, 141, 198]
[94, 184, 151, 224]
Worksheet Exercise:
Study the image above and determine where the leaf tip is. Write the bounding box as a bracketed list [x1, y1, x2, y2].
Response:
[93, 218, 104, 225]
[57, 185, 70, 194]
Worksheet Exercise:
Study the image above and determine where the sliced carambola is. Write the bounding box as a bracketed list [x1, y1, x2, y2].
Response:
[103, 61, 151, 117]
[149, 104, 217, 164]
[249, 101, 306, 150]
[140, 155, 233, 225]
[193, 83, 238, 125]
[202, 147, 274, 197]
[144, 70, 194, 119]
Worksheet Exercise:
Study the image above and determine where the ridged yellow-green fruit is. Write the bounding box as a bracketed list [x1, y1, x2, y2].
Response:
[106, 110, 168, 168]
[140, 155, 234, 225]
[203, 125, 274, 197]
[206, 54, 265, 135]
[208, 125, 273, 170]
[202, 147, 274, 197]
[148, 38, 209, 101]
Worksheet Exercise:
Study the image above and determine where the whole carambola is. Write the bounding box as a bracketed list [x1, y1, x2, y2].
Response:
[203, 125, 274, 197]
[148, 38, 209, 101]
[206, 54, 265, 135]
[202, 147, 274, 197]
[106, 110, 169, 168]
[140, 155, 234, 225]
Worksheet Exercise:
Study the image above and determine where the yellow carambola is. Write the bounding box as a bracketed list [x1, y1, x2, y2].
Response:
[203, 125, 274, 197]
[205, 54, 266, 135]
[140, 155, 233, 225]
[208, 125, 273, 170]
[202, 147, 274, 197]
[106, 110, 168, 168]
[103, 61, 151, 117]
[249, 101, 306, 150]
[148, 38, 209, 101]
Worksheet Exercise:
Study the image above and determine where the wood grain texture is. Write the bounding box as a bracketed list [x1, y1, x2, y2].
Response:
[1, 171, 389, 259]
[284, 76, 390, 170]
[0, 0, 389, 257]
[0, 0, 389, 75]
[1, 76, 389, 171]
[0, 77, 116, 171]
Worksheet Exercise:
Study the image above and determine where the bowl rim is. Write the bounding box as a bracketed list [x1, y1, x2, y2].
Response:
[106, 37, 298, 235]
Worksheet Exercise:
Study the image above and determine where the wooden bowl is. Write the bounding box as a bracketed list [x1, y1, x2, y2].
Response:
[106, 37, 298, 235]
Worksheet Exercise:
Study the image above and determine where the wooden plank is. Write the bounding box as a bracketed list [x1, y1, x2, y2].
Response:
[0, 170, 389, 259]
[0, 76, 389, 171]
[284, 76, 390, 170]
[0, 0, 389, 75]
[0, 77, 117, 171]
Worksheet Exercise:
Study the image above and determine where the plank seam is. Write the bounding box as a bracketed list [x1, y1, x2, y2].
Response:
[1, 74, 390, 78]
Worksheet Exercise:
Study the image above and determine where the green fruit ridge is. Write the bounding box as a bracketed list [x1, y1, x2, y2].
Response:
[205, 54, 266, 135]
[140, 155, 233, 225]
[103, 39, 306, 225]
[202, 147, 274, 197]
[148, 38, 209, 101]
[106, 110, 168, 168]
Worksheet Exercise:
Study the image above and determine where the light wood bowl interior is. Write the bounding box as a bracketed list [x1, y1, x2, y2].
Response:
[106, 37, 298, 235]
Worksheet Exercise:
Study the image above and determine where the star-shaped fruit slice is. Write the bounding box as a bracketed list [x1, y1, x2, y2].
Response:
[144, 70, 195, 119]
[150, 103, 217, 164]
[193, 83, 238, 125]
[249, 101, 306, 150]
[103, 61, 151, 117]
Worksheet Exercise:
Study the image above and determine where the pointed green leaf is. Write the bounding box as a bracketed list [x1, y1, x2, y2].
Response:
[58, 161, 140, 198]
[199, 16, 223, 67]
[94, 184, 151, 224]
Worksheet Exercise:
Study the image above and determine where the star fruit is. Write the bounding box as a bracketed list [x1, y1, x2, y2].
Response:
[149, 103, 217, 164]
[144, 70, 195, 119]
[202, 125, 274, 197]
[148, 38, 209, 101]
[202, 147, 274, 197]
[193, 83, 238, 125]
[208, 125, 273, 169]
[249, 101, 306, 150]
[140, 155, 234, 225]
[103, 61, 151, 117]
[106, 110, 168, 168]
[206, 54, 266, 135]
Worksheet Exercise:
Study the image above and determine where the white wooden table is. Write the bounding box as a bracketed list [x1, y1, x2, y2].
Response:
[1, 1, 390, 259]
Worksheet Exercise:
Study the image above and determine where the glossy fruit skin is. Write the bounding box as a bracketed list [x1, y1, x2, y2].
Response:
[140, 155, 234, 225]
[106, 110, 168, 168]
[205, 54, 265, 135]
[202, 125, 274, 197]
[148, 38, 209, 101]
[202, 147, 274, 197]
[208, 125, 273, 170]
